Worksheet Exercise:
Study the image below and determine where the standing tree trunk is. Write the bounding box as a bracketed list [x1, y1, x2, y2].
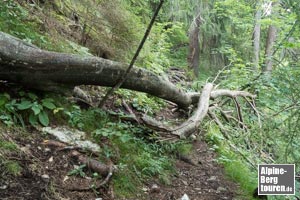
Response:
[264, 1, 277, 73]
[264, 25, 277, 72]
[187, 13, 202, 77]
[253, 4, 262, 70]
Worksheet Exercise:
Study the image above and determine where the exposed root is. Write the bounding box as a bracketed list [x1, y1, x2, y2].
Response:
[141, 83, 257, 140]
[70, 150, 114, 177]
[42, 140, 114, 178]
[122, 99, 141, 124]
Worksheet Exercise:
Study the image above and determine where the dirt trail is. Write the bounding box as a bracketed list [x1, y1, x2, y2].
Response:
[0, 128, 238, 200]
[148, 140, 238, 200]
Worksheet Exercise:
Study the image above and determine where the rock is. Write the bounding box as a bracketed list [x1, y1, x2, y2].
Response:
[150, 184, 160, 193]
[48, 156, 54, 162]
[0, 185, 8, 190]
[41, 174, 50, 180]
[42, 126, 101, 153]
[207, 176, 217, 181]
[217, 186, 227, 193]
[142, 187, 148, 192]
[189, 134, 197, 140]
[44, 147, 51, 153]
[182, 180, 188, 186]
[95, 198, 102, 200]
[181, 193, 190, 200]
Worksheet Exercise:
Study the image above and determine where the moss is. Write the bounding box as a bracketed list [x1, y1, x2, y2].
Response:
[0, 140, 17, 151]
[3, 160, 22, 176]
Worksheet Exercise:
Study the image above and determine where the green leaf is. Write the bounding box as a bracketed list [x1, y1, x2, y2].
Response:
[18, 91, 25, 96]
[17, 100, 32, 110]
[27, 93, 38, 100]
[0, 96, 8, 107]
[42, 101, 56, 110]
[31, 104, 41, 115]
[29, 113, 38, 126]
[38, 111, 49, 126]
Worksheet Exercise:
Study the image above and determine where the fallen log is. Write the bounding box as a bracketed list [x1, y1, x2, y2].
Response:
[0, 31, 194, 108]
[0, 31, 258, 139]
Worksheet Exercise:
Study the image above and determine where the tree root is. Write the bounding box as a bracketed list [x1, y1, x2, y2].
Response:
[141, 83, 258, 140]
[42, 140, 115, 179]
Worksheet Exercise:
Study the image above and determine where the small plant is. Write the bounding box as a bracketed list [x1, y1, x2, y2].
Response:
[92, 122, 133, 143]
[0, 92, 57, 127]
[67, 164, 86, 177]
[64, 106, 108, 131]
[0, 159, 22, 176]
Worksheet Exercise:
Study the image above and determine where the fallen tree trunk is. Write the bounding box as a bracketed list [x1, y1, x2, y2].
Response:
[0, 31, 258, 139]
[0, 31, 194, 108]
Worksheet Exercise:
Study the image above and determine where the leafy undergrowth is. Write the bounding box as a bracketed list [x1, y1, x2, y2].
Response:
[0, 84, 193, 199]
[206, 125, 257, 199]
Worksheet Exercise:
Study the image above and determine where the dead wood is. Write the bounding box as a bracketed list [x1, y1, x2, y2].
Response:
[0, 31, 195, 108]
[42, 140, 113, 177]
[141, 84, 257, 139]
[70, 150, 114, 177]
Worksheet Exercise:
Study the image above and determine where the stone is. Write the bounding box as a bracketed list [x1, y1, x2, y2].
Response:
[207, 176, 217, 181]
[150, 184, 160, 193]
[181, 193, 190, 200]
[41, 174, 50, 180]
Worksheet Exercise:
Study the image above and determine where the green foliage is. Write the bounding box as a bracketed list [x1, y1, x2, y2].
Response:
[206, 124, 257, 199]
[255, 66, 300, 167]
[112, 134, 175, 197]
[0, 140, 17, 151]
[93, 122, 135, 143]
[0, 92, 57, 127]
[68, 164, 87, 177]
[0, 0, 49, 48]
[88, 118, 177, 197]
[64, 106, 108, 131]
[0, 160, 22, 176]
[115, 89, 165, 115]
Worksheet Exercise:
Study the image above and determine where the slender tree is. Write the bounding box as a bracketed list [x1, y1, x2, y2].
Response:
[264, 1, 277, 72]
[187, 12, 202, 77]
[253, 2, 262, 69]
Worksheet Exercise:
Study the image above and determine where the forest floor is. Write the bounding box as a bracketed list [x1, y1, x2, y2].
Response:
[0, 126, 239, 200]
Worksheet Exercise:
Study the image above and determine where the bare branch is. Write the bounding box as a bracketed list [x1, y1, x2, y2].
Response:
[211, 90, 256, 99]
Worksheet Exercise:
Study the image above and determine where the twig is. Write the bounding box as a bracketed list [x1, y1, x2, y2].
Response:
[98, 0, 165, 108]
[122, 99, 141, 123]
[212, 61, 232, 84]
[232, 97, 245, 129]
[208, 109, 230, 140]
[207, 111, 256, 168]
[243, 97, 262, 128]
[271, 102, 299, 117]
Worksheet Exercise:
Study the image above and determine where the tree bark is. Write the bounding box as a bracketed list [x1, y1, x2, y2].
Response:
[187, 13, 202, 77]
[264, 25, 277, 72]
[264, 1, 277, 73]
[0, 31, 194, 108]
[253, 4, 262, 69]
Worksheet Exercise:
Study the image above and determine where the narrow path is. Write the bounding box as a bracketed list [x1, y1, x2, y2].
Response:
[148, 140, 238, 200]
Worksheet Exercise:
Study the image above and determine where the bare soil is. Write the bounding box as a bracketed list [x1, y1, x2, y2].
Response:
[0, 127, 239, 200]
[147, 140, 238, 200]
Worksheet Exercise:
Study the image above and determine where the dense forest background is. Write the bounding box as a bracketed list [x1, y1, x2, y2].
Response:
[0, 0, 300, 199]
